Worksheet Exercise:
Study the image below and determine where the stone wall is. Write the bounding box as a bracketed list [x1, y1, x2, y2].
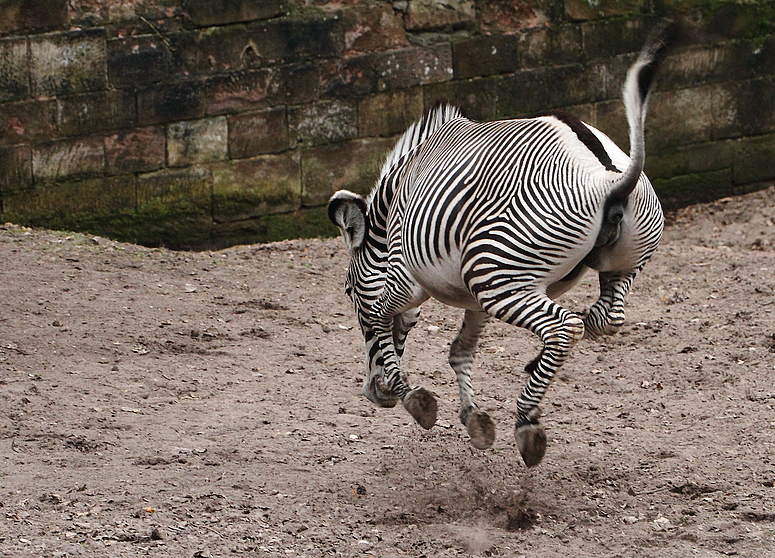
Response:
[0, 0, 773, 249]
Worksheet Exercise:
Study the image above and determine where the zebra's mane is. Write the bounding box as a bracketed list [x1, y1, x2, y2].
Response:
[376, 103, 464, 186]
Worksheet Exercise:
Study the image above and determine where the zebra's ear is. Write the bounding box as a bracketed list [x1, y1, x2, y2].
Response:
[328, 190, 367, 254]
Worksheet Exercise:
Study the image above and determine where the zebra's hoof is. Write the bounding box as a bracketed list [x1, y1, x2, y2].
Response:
[362, 376, 398, 408]
[514, 422, 546, 467]
[402, 387, 437, 430]
[466, 411, 496, 449]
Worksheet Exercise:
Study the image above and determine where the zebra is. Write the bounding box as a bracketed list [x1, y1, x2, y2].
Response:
[328, 22, 675, 467]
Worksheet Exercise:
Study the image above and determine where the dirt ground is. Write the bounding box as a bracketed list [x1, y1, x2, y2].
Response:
[2, 183, 775, 558]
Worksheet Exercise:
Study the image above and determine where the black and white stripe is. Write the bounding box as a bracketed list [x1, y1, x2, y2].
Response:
[329, 22, 675, 466]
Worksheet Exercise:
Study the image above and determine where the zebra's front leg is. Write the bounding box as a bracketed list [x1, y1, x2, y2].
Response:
[449, 310, 495, 449]
[584, 271, 636, 339]
[373, 319, 437, 430]
[488, 293, 585, 467]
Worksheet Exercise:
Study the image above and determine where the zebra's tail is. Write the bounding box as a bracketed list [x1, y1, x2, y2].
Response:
[609, 20, 677, 201]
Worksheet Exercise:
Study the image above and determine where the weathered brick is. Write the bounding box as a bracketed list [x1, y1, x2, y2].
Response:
[105, 127, 166, 176]
[593, 99, 627, 151]
[643, 87, 715, 151]
[108, 35, 182, 88]
[494, 69, 551, 118]
[167, 117, 228, 167]
[713, 77, 775, 140]
[137, 81, 205, 126]
[0, 144, 32, 192]
[288, 100, 357, 146]
[324, 44, 453, 98]
[177, 24, 252, 74]
[547, 63, 607, 109]
[58, 90, 136, 137]
[734, 133, 775, 185]
[358, 89, 423, 138]
[0, 100, 56, 146]
[405, 0, 476, 31]
[2, 175, 136, 232]
[340, 3, 410, 54]
[0, 0, 68, 35]
[30, 29, 107, 97]
[205, 69, 275, 116]
[645, 140, 735, 181]
[186, 0, 287, 27]
[301, 138, 395, 206]
[274, 63, 320, 105]
[247, 14, 345, 66]
[566, 0, 648, 21]
[659, 43, 751, 91]
[453, 34, 520, 80]
[212, 154, 301, 222]
[581, 18, 653, 60]
[652, 168, 733, 210]
[423, 78, 500, 122]
[137, 166, 212, 216]
[228, 108, 289, 159]
[0, 37, 30, 103]
[377, 44, 453, 92]
[478, 0, 543, 34]
[32, 136, 105, 182]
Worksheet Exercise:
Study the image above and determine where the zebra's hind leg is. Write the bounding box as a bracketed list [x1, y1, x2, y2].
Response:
[584, 271, 636, 339]
[485, 293, 585, 466]
[449, 309, 495, 449]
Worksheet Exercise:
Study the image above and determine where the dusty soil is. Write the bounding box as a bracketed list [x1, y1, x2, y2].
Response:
[2, 184, 775, 558]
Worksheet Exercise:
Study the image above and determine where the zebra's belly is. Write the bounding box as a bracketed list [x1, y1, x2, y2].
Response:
[408, 257, 480, 311]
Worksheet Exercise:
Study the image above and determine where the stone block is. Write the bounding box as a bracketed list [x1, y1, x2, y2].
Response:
[30, 29, 107, 97]
[137, 81, 205, 126]
[105, 127, 166, 176]
[2, 175, 136, 235]
[274, 63, 320, 105]
[0, 0, 68, 35]
[301, 138, 395, 206]
[205, 69, 274, 116]
[646, 87, 714, 151]
[547, 63, 607, 109]
[713, 78, 775, 140]
[405, 0, 476, 31]
[566, 0, 648, 21]
[0, 38, 30, 103]
[137, 165, 212, 214]
[376, 44, 453, 92]
[186, 0, 287, 27]
[423, 78, 500, 122]
[478, 0, 544, 34]
[652, 168, 733, 210]
[493, 69, 551, 118]
[581, 18, 652, 60]
[659, 43, 752, 91]
[228, 108, 289, 159]
[593, 99, 627, 151]
[321, 45, 452, 98]
[108, 35, 182, 88]
[520, 25, 584, 68]
[247, 14, 344, 67]
[177, 24, 252, 74]
[453, 34, 520, 80]
[734, 134, 775, 186]
[288, 100, 357, 146]
[0, 100, 56, 146]
[645, 140, 735, 181]
[58, 90, 136, 137]
[211, 205, 336, 248]
[167, 117, 228, 167]
[0, 144, 32, 192]
[32, 136, 105, 182]
[359, 89, 424, 138]
[340, 3, 410, 54]
[212, 154, 301, 222]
